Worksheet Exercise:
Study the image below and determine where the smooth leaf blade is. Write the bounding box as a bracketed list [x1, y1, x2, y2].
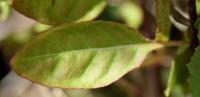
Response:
[12, 0, 106, 24]
[11, 21, 163, 89]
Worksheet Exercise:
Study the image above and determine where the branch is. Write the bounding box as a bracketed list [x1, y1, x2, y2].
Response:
[188, 0, 199, 49]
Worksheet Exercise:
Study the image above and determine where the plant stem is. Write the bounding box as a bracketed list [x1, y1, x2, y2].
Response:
[159, 41, 186, 47]
[188, 0, 199, 49]
[147, 64, 164, 97]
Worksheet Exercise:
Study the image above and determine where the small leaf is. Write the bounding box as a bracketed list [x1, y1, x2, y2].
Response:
[12, 0, 106, 24]
[155, 0, 171, 41]
[11, 21, 163, 89]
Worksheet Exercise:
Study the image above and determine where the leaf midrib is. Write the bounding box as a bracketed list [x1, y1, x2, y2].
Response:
[16, 43, 148, 62]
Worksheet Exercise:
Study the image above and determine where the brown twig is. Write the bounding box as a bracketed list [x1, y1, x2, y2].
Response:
[188, 0, 199, 49]
[147, 64, 164, 97]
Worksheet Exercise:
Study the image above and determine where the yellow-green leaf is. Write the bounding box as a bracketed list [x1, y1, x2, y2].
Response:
[11, 21, 163, 89]
[12, 0, 106, 24]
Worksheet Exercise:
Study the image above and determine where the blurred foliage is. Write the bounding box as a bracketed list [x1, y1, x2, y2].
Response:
[0, 0, 10, 21]
[118, 0, 143, 29]
[196, 0, 200, 15]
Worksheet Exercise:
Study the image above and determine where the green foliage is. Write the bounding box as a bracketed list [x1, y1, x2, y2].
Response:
[118, 0, 143, 29]
[13, 0, 106, 24]
[155, 0, 171, 41]
[165, 44, 190, 97]
[0, 0, 10, 21]
[0, 0, 200, 96]
[187, 19, 200, 97]
[187, 46, 200, 97]
[11, 21, 162, 88]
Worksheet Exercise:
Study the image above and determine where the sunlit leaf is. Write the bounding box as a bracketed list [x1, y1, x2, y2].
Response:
[11, 21, 163, 89]
[12, 0, 106, 24]
[155, 0, 171, 41]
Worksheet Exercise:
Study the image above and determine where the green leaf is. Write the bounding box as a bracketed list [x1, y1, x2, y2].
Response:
[165, 44, 190, 97]
[12, 0, 106, 24]
[187, 19, 200, 97]
[187, 46, 200, 97]
[155, 0, 171, 41]
[11, 21, 163, 89]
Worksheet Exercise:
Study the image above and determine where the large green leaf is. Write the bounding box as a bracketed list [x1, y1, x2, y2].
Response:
[12, 0, 106, 24]
[11, 21, 163, 89]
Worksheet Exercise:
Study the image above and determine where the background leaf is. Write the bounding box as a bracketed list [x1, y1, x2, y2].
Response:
[11, 21, 162, 89]
[118, 0, 143, 29]
[165, 44, 190, 97]
[12, 0, 106, 24]
[155, 0, 171, 41]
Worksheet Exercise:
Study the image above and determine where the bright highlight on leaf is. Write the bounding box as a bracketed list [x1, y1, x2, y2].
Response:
[11, 21, 163, 89]
[12, 0, 106, 24]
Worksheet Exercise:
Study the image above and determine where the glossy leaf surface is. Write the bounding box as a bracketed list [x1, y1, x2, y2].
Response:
[12, 0, 106, 24]
[11, 21, 162, 89]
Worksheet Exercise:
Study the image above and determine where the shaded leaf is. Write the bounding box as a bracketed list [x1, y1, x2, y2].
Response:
[12, 0, 106, 24]
[155, 0, 171, 41]
[187, 46, 200, 97]
[165, 44, 190, 97]
[187, 19, 200, 97]
[11, 21, 163, 89]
